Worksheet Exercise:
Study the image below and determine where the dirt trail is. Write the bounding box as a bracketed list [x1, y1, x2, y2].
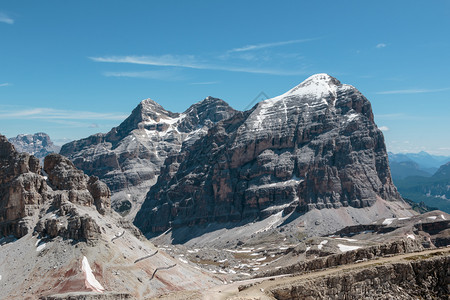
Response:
[197, 247, 450, 300]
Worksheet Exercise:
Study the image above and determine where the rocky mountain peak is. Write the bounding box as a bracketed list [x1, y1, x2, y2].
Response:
[134, 74, 408, 236]
[303, 73, 341, 85]
[8, 132, 60, 160]
[60, 96, 237, 219]
[284, 73, 342, 97]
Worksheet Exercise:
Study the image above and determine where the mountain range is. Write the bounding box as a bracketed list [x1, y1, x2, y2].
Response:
[1, 73, 449, 299]
[134, 74, 412, 240]
[59, 97, 236, 219]
[388, 151, 450, 179]
[8, 132, 60, 160]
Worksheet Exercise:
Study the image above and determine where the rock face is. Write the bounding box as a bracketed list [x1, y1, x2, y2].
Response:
[60, 97, 236, 218]
[0, 134, 110, 243]
[8, 132, 60, 160]
[135, 74, 406, 234]
[269, 255, 449, 300]
[0, 134, 220, 299]
[0, 135, 47, 237]
[260, 238, 425, 278]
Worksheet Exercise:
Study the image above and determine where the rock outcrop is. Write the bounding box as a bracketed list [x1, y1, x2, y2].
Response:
[135, 74, 408, 234]
[0, 134, 48, 237]
[8, 132, 60, 160]
[260, 238, 425, 278]
[60, 97, 236, 218]
[1, 134, 220, 299]
[269, 255, 449, 300]
[0, 134, 110, 243]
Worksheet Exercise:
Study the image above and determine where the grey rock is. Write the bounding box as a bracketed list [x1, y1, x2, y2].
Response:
[135, 74, 404, 234]
[60, 97, 236, 218]
[8, 132, 60, 160]
[269, 255, 449, 300]
[0, 134, 111, 243]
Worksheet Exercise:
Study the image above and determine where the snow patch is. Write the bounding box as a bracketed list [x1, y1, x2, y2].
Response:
[441, 214, 446, 220]
[335, 238, 358, 242]
[427, 216, 437, 220]
[256, 257, 267, 262]
[179, 258, 188, 264]
[36, 243, 46, 252]
[398, 217, 410, 220]
[338, 244, 362, 252]
[382, 218, 396, 225]
[346, 113, 359, 122]
[82, 256, 105, 293]
[318, 240, 328, 250]
[407, 234, 415, 240]
[225, 249, 253, 253]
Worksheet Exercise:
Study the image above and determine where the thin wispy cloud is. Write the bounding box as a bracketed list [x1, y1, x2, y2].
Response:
[90, 55, 306, 75]
[379, 126, 389, 131]
[190, 81, 220, 85]
[103, 70, 183, 80]
[0, 12, 14, 24]
[376, 43, 387, 48]
[0, 107, 128, 121]
[0, 83, 11, 87]
[376, 88, 450, 95]
[228, 38, 318, 52]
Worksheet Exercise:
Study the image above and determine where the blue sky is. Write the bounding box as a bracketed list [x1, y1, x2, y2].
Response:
[1, 1, 449, 154]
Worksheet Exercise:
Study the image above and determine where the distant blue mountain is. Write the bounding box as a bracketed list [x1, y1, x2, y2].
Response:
[390, 153, 450, 213]
[388, 151, 450, 179]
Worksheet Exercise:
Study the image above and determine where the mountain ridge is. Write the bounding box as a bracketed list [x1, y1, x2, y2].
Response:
[134, 73, 413, 237]
[59, 96, 237, 219]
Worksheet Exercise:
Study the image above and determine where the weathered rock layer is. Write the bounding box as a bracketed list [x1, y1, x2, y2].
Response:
[269, 255, 449, 300]
[60, 97, 236, 218]
[135, 74, 406, 234]
[0, 134, 111, 243]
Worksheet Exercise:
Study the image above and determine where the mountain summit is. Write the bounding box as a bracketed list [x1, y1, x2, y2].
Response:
[60, 97, 236, 219]
[134, 74, 413, 238]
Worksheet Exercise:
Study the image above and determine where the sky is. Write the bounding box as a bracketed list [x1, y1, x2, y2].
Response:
[1, 1, 449, 155]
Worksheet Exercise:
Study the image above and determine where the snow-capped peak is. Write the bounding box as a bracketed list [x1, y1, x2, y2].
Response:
[285, 73, 341, 97]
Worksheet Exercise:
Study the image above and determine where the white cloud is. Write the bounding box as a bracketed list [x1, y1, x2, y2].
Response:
[0, 12, 14, 24]
[379, 126, 389, 131]
[0, 83, 11, 87]
[190, 81, 220, 85]
[0, 107, 128, 121]
[103, 70, 183, 80]
[376, 43, 387, 48]
[376, 88, 449, 95]
[90, 55, 306, 75]
[376, 113, 405, 119]
[89, 123, 99, 128]
[228, 38, 318, 52]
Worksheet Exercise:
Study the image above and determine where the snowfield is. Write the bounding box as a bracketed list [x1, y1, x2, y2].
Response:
[382, 218, 396, 225]
[318, 240, 328, 250]
[82, 256, 105, 293]
[338, 244, 362, 252]
[407, 234, 415, 240]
